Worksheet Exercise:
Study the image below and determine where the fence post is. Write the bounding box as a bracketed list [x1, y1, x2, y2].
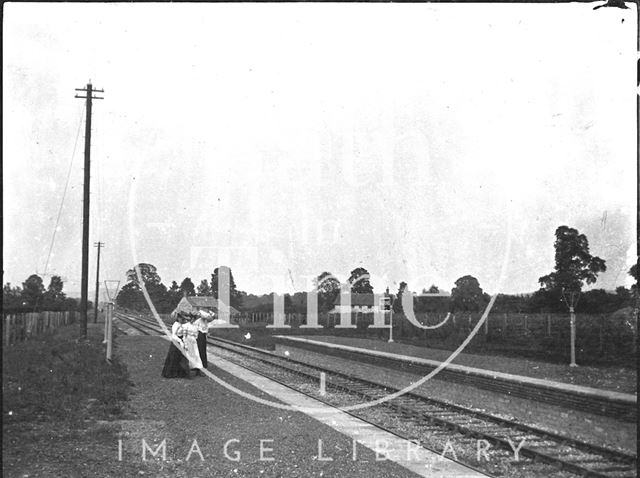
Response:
[546, 314, 551, 336]
[599, 315, 605, 355]
[4, 315, 10, 346]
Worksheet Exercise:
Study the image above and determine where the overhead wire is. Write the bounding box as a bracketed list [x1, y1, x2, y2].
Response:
[42, 102, 85, 278]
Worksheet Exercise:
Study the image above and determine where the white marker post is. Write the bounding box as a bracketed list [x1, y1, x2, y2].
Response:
[569, 306, 577, 367]
[103, 308, 108, 344]
[103, 280, 120, 364]
[106, 301, 113, 362]
[388, 294, 396, 343]
[320, 372, 326, 396]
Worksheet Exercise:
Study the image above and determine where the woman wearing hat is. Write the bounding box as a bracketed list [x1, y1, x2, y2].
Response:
[194, 310, 215, 369]
[161, 313, 190, 378]
[182, 313, 204, 376]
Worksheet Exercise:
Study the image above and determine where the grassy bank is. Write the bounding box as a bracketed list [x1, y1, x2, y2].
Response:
[3, 323, 136, 477]
[3, 324, 131, 423]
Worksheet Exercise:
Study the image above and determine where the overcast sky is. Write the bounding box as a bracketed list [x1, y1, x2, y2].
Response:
[3, 3, 637, 298]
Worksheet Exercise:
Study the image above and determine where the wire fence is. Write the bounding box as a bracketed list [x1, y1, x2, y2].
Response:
[219, 309, 638, 365]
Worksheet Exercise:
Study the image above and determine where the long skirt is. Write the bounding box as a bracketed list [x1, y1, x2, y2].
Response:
[197, 331, 208, 368]
[184, 335, 203, 370]
[161, 341, 189, 378]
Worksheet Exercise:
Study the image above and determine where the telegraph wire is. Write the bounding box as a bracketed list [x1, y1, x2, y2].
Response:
[42, 102, 86, 278]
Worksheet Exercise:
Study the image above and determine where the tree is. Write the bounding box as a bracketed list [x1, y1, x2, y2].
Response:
[348, 267, 374, 294]
[314, 271, 341, 312]
[629, 264, 638, 297]
[197, 279, 211, 296]
[451, 275, 486, 312]
[116, 282, 145, 310]
[538, 226, 606, 294]
[22, 274, 45, 308]
[427, 284, 440, 293]
[126, 263, 162, 288]
[179, 277, 196, 297]
[394, 282, 408, 313]
[43, 275, 66, 309]
[166, 281, 182, 310]
[169, 280, 180, 294]
[147, 281, 171, 313]
[2, 283, 23, 311]
[210, 266, 242, 309]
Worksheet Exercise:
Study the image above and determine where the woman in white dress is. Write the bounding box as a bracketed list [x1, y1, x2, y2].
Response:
[183, 314, 204, 376]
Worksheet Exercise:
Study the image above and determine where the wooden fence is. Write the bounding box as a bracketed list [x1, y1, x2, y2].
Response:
[3, 311, 76, 346]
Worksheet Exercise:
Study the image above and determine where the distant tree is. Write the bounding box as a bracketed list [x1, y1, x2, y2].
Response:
[22, 274, 46, 308]
[126, 263, 162, 288]
[283, 294, 294, 313]
[289, 291, 308, 314]
[197, 279, 211, 296]
[210, 266, 242, 309]
[147, 281, 171, 313]
[615, 286, 631, 301]
[117, 264, 171, 311]
[169, 280, 180, 294]
[427, 284, 439, 293]
[451, 275, 486, 312]
[314, 271, 341, 312]
[43, 275, 66, 309]
[538, 226, 606, 295]
[629, 264, 638, 297]
[2, 283, 24, 311]
[179, 277, 196, 297]
[46, 275, 65, 298]
[116, 282, 145, 310]
[166, 280, 182, 310]
[393, 282, 408, 313]
[579, 288, 628, 314]
[348, 267, 374, 294]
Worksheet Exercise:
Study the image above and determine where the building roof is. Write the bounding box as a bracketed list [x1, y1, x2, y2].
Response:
[416, 291, 451, 298]
[185, 296, 217, 307]
[180, 295, 240, 315]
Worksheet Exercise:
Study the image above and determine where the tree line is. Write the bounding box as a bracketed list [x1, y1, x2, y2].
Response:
[6, 225, 636, 317]
[2, 274, 82, 313]
[115, 227, 636, 316]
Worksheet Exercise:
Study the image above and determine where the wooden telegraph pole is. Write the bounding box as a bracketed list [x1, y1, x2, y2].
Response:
[93, 242, 104, 324]
[75, 82, 104, 337]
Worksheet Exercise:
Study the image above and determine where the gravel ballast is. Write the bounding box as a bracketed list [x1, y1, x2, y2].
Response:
[113, 334, 435, 477]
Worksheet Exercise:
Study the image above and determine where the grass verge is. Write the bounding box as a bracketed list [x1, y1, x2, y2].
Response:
[3, 324, 135, 477]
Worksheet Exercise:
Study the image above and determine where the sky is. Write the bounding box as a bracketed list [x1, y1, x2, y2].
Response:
[3, 2, 637, 299]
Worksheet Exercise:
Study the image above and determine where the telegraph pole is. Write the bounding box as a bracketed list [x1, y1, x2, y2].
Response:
[93, 242, 104, 324]
[75, 82, 104, 337]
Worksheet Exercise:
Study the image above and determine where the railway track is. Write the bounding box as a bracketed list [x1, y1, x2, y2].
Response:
[113, 311, 637, 478]
[275, 337, 636, 420]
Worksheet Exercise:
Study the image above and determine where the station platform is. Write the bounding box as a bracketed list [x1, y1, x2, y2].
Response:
[272, 336, 636, 420]
[112, 330, 488, 477]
